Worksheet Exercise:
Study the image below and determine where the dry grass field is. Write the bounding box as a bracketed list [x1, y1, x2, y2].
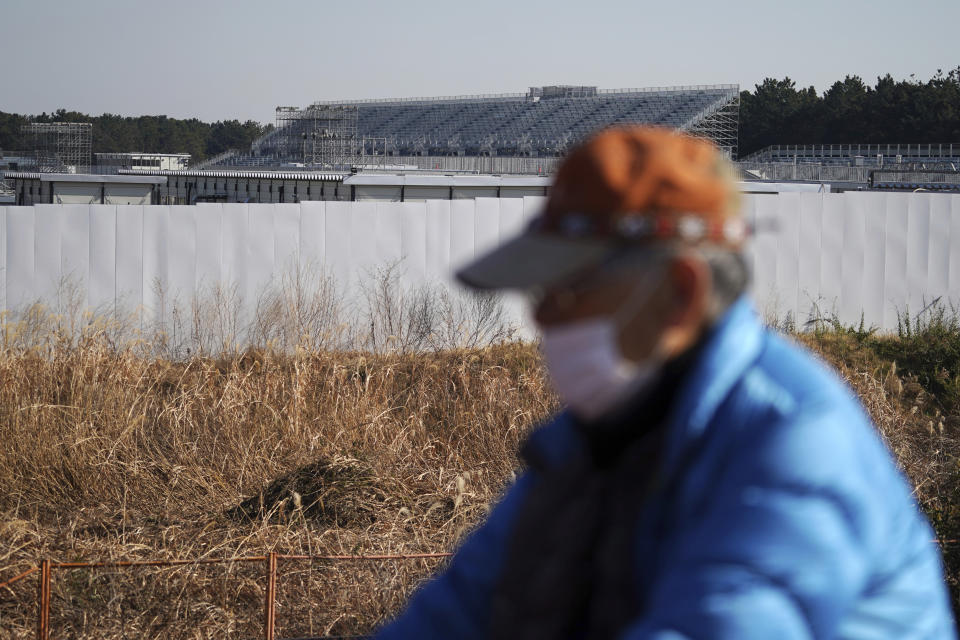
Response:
[1, 301, 959, 637]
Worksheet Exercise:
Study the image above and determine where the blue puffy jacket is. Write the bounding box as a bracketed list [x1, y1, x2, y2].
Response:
[375, 298, 955, 639]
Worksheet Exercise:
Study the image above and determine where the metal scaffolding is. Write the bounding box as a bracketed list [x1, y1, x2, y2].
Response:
[274, 105, 358, 168]
[684, 92, 740, 159]
[21, 122, 93, 173]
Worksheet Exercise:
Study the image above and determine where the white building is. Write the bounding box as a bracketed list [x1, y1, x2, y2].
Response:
[3, 172, 166, 205]
[95, 152, 190, 173]
[343, 174, 552, 201]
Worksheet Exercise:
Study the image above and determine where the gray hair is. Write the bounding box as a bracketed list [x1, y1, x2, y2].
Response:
[699, 247, 750, 320]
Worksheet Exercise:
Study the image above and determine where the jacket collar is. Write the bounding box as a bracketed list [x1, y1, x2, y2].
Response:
[659, 296, 764, 476]
[523, 296, 764, 475]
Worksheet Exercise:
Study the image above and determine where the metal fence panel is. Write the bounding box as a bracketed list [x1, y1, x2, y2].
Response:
[819, 194, 845, 320]
[33, 204, 63, 310]
[5, 207, 34, 311]
[949, 197, 960, 305]
[89, 205, 117, 313]
[399, 202, 428, 287]
[928, 196, 952, 301]
[324, 202, 354, 293]
[882, 194, 910, 329]
[838, 193, 867, 327]
[142, 205, 170, 329]
[424, 200, 452, 284]
[449, 200, 476, 276]
[221, 203, 250, 330]
[195, 203, 223, 290]
[274, 203, 302, 276]
[61, 204, 90, 308]
[375, 202, 404, 272]
[299, 201, 327, 269]
[0, 207, 5, 313]
[775, 194, 801, 321]
[116, 205, 144, 321]
[474, 198, 501, 260]
[350, 202, 380, 284]
[797, 194, 823, 322]
[168, 205, 198, 310]
[247, 203, 278, 303]
[906, 195, 932, 316]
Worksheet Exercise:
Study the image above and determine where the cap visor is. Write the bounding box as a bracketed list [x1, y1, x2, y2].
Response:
[456, 232, 613, 291]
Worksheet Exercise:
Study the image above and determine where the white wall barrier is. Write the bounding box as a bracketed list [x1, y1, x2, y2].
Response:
[2, 193, 960, 340]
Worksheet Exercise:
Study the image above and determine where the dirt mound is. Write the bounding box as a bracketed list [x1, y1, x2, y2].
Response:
[229, 457, 392, 527]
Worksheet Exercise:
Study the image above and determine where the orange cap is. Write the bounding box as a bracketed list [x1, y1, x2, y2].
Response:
[457, 126, 743, 290]
[545, 126, 736, 226]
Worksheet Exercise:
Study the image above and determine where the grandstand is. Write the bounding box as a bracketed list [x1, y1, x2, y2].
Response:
[736, 143, 960, 191]
[742, 143, 960, 168]
[215, 84, 739, 170]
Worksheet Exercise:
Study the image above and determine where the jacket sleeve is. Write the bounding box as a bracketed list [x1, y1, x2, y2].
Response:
[620, 405, 897, 640]
[373, 473, 533, 639]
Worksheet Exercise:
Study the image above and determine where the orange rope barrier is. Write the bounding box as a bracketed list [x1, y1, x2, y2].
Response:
[2, 551, 452, 640]
[0, 565, 38, 590]
[51, 556, 267, 569]
[0, 552, 452, 590]
[278, 552, 453, 561]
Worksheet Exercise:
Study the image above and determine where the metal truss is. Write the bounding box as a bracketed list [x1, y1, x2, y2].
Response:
[683, 92, 740, 159]
[21, 122, 93, 173]
[274, 105, 359, 169]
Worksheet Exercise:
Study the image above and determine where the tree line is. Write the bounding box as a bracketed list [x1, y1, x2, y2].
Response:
[739, 67, 960, 157]
[0, 109, 270, 162]
[2, 68, 958, 162]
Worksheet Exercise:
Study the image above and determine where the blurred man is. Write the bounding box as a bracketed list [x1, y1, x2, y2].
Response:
[374, 127, 955, 639]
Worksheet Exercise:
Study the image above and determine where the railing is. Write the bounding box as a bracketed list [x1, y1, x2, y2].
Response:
[870, 169, 960, 189]
[1, 551, 452, 640]
[193, 148, 240, 170]
[195, 154, 561, 175]
[368, 155, 561, 174]
[743, 143, 960, 163]
[737, 162, 873, 183]
[311, 84, 739, 107]
[597, 84, 738, 96]
[313, 92, 533, 106]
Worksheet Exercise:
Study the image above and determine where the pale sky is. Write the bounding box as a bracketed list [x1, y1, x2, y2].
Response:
[1, 0, 957, 124]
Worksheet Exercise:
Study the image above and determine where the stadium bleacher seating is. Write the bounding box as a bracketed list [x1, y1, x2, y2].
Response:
[239, 85, 739, 165]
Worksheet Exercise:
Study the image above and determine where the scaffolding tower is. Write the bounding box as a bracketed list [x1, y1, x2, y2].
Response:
[21, 122, 93, 173]
[274, 105, 358, 168]
[684, 93, 740, 159]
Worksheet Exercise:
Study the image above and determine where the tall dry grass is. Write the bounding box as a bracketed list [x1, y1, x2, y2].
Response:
[0, 327, 554, 637]
[1, 287, 959, 636]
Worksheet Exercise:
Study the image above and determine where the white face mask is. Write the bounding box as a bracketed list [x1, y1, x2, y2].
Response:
[540, 270, 663, 422]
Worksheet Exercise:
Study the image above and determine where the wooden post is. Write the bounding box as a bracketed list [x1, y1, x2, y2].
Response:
[37, 559, 50, 640]
[264, 552, 277, 640]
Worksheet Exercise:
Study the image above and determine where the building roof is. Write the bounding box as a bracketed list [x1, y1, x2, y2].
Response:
[3, 172, 167, 185]
[343, 174, 552, 187]
[342, 174, 824, 192]
[118, 169, 345, 181]
[737, 181, 829, 193]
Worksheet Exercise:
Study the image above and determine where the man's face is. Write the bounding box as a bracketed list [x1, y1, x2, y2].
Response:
[532, 262, 671, 364]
